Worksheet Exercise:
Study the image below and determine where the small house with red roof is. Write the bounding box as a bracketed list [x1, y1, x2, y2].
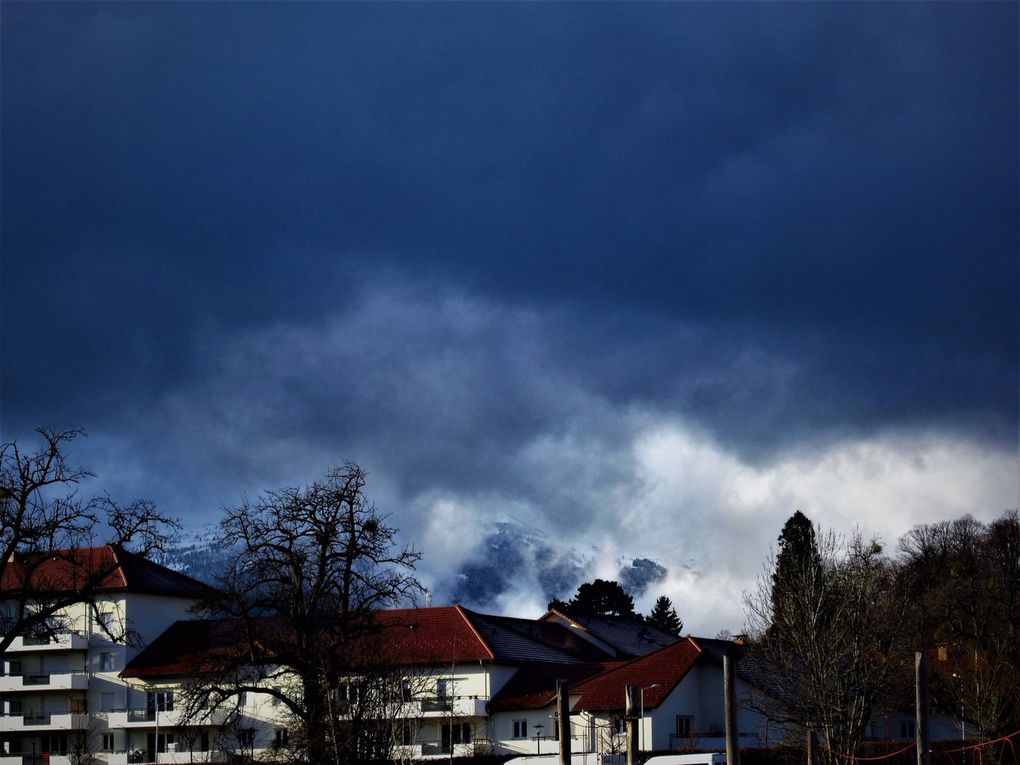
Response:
[488, 635, 783, 757]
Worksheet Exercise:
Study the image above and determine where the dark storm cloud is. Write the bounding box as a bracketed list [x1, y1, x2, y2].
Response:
[2, 3, 1016, 465]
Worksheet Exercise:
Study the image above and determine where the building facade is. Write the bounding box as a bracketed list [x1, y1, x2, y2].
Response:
[1, 547, 208, 765]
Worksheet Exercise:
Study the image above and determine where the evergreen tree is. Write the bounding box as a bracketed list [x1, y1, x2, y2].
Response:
[548, 579, 636, 618]
[647, 595, 683, 636]
[771, 510, 823, 628]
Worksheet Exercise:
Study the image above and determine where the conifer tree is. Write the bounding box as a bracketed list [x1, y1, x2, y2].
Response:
[771, 510, 823, 628]
[647, 595, 683, 636]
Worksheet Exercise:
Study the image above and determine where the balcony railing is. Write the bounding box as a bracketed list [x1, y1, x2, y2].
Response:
[0, 712, 88, 732]
[421, 697, 453, 713]
[416, 695, 487, 717]
[0, 671, 89, 692]
[2, 632, 89, 653]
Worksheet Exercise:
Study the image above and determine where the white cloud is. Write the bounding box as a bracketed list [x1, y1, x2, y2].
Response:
[76, 279, 1016, 640]
[508, 418, 1017, 636]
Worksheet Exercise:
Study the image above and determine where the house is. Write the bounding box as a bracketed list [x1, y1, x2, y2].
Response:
[5, 573, 949, 765]
[491, 635, 784, 757]
[0, 546, 209, 765]
[118, 606, 620, 761]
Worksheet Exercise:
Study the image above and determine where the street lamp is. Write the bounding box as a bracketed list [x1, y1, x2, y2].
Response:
[952, 673, 965, 765]
[535, 724, 544, 754]
[640, 684, 660, 752]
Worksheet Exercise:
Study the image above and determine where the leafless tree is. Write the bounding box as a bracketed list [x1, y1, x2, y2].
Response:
[1, 427, 179, 651]
[183, 462, 423, 765]
[744, 528, 909, 761]
[66, 713, 98, 765]
[898, 510, 1020, 738]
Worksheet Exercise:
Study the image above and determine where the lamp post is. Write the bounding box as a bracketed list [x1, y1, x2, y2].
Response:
[639, 684, 660, 753]
[535, 724, 544, 754]
[952, 673, 965, 765]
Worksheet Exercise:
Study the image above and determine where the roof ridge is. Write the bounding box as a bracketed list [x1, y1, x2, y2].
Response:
[107, 545, 129, 589]
[454, 605, 496, 661]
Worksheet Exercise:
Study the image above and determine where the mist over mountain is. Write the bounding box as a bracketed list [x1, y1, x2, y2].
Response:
[438, 522, 670, 614]
[160, 520, 673, 617]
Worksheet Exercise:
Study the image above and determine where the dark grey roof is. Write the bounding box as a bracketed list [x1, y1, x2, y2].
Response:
[691, 636, 794, 704]
[463, 609, 613, 665]
[555, 613, 679, 658]
[116, 547, 213, 599]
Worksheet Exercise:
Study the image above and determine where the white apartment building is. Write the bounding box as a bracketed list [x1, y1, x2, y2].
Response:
[1, 546, 208, 765]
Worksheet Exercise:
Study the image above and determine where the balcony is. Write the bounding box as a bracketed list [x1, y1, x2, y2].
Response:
[0, 672, 89, 693]
[417, 695, 487, 717]
[107, 707, 230, 729]
[2, 633, 89, 653]
[106, 749, 222, 765]
[0, 712, 89, 732]
[415, 741, 476, 758]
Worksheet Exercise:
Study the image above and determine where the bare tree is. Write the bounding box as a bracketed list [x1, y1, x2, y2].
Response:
[745, 525, 909, 761]
[898, 510, 1020, 738]
[1, 427, 178, 651]
[66, 713, 98, 765]
[184, 462, 423, 765]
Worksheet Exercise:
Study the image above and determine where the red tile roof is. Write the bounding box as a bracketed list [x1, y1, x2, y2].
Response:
[572, 637, 702, 711]
[373, 606, 495, 664]
[121, 618, 257, 678]
[489, 661, 613, 711]
[122, 606, 496, 679]
[2, 546, 208, 598]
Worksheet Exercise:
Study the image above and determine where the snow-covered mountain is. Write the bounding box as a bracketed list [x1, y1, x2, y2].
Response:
[159, 520, 675, 610]
[156, 523, 230, 586]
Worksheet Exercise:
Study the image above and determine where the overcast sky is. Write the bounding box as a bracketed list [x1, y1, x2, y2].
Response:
[2, 2, 1017, 635]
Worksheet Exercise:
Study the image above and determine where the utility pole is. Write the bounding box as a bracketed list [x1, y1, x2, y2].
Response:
[806, 729, 819, 765]
[558, 679, 571, 765]
[724, 650, 741, 765]
[916, 652, 930, 765]
[625, 684, 638, 765]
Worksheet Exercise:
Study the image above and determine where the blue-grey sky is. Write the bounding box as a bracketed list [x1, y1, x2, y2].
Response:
[2, 1, 1017, 633]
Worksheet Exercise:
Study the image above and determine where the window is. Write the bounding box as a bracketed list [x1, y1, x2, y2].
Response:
[238, 729, 256, 748]
[147, 733, 175, 753]
[146, 691, 173, 713]
[273, 728, 288, 748]
[44, 735, 68, 755]
[676, 715, 692, 738]
[101, 734, 115, 752]
[100, 692, 115, 712]
[441, 723, 471, 753]
[900, 721, 916, 739]
[613, 717, 626, 735]
[401, 679, 413, 702]
[100, 653, 116, 672]
[199, 732, 209, 752]
[157, 733, 175, 753]
[398, 723, 413, 746]
[238, 691, 248, 707]
[98, 610, 115, 630]
[513, 720, 528, 739]
[436, 679, 452, 699]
